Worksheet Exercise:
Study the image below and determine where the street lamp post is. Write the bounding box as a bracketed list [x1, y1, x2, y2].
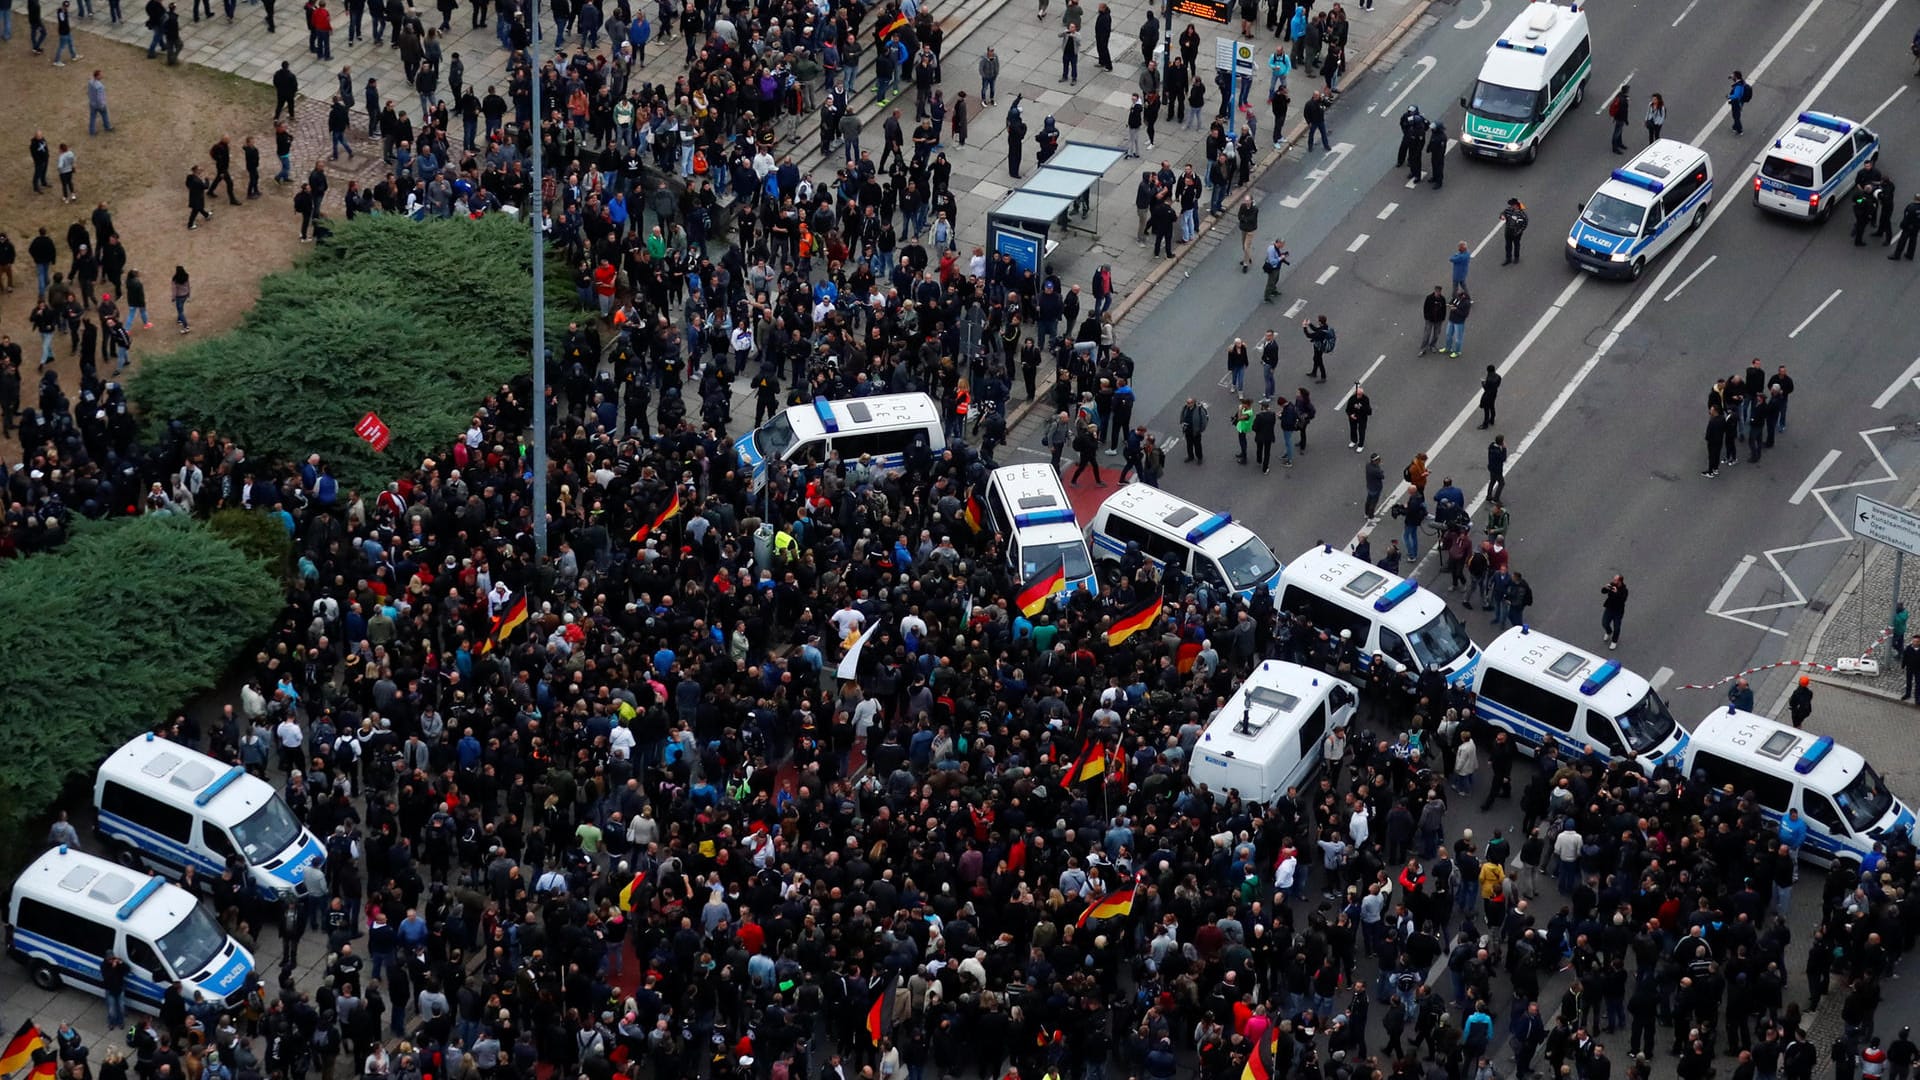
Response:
[529, 0, 549, 564]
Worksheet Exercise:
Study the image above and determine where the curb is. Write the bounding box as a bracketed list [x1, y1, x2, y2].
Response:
[1001, 0, 1436, 436]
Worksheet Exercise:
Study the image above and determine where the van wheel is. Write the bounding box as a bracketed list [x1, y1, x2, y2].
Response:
[1628, 257, 1647, 280]
[1097, 560, 1123, 586]
[1572, 79, 1586, 107]
[1521, 141, 1538, 165]
[1689, 205, 1706, 231]
[30, 961, 62, 992]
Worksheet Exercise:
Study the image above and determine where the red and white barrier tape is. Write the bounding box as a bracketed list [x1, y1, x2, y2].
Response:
[1673, 625, 1895, 691]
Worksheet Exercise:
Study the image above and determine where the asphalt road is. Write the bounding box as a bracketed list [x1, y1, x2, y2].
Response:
[1034, 0, 1920, 717]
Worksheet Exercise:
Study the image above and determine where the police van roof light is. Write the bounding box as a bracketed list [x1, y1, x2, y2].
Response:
[1014, 509, 1078, 528]
[117, 876, 165, 921]
[1186, 512, 1233, 544]
[1579, 660, 1622, 696]
[1798, 111, 1852, 134]
[1610, 169, 1665, 194]
[195, 765, 247, 807]
[1794, 735, 1835, 774]
[1373, 580, 1418, 613]
[811, 397, 839, 433]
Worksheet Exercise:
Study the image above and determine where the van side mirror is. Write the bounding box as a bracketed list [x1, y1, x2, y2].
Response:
[1459, 96, 1468, 109]
[1576, 202, 1584, 212]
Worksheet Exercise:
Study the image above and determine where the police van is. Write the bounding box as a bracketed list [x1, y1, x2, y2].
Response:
[1188, 660, 1359, 803]
[1754, 111, 1880, 220]
[1566, 140, 1713, 280]
[1085, 484, 1283, 601]
[1470, 627, 1689, 769]
[7, 845, 256, 1011]
[1684, 708, 1916, 867]
[733, 393, 945, 493]
[983, 463, 1096, 602]
[95, 733, 326, 901]
[1458, 1, 1593, 163]
[1276, 545, 1482, 684]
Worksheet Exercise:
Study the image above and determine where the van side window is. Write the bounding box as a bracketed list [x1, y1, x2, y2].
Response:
[202, 822, 238, 860]
[1549, 39, 1587, 101]
[1193, 557, 1227, 589]
[1802, 792, 1846, 834]
[1278, 586, 1370, 643]
[1819, 143, 1853, 186]
[125, 937, 167, 979]
[1690, 749, 1795, 809]
[16, 897, 116, 958]
[833, 429, 919, 460]
[1379, 629, 1415, 669]
[1297, 704, 1328, 760]
[986, 493, 1015, 536]
[1854, 130, 1875, 156]
[1102, 515, 1155, 554]
[1662, 167, 1708, 214]
[1585, 712, 1626, 756]
[101, 780, 194, 844]
[1478, 669, 1576, 732]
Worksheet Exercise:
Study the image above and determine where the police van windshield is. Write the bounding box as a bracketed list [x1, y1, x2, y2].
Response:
[1469, 80, 1542, 123]
[1615, 688, 1678, 754]
[231, 798, 304, 861]
[1023, 541, 1093, 581]
[1220, 538, 1281, 590]
[753, 413, 799, 460]
[1581, 192, 1645, 236]
[1835, 763, 1896, 833]
[158, 905, 228, 977]
[1761, 156, 1817, 188]
[1407, 609, 1475, 669]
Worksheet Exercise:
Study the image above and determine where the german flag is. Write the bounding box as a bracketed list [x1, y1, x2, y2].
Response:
[618, 870, 647, 910]
[1106, 599, 1160, 647]
[1016, 559, 1067, 617]
[1075, 887, 1135, 928]
[865, 978, 892, 1045]
[479, 594, 530, 656]
[877, 12, 909, 38]
[1176, 640, 1204, 674]
[962, 494, 985, 533]
[0, 1023, 44, 1076]
[630, 488, 684, 544]
[1066, 740, 1106, 785]
[1107, 746, 1129, 788]
[30, 1057, 54, 1080]
[1241, 1028, 1277, 1080]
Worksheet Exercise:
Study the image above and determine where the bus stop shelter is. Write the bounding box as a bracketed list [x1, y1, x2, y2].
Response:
[986, 141, 1127, 275]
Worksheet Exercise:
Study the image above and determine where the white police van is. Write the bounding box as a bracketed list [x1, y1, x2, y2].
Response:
[1085, 484, 1283, 601]
[1755, 111, 1879, 221]
[1458, 1, 1593, 163]
[1189, 661, 1359, 803]
[1470, 627, 1688, 769]
[1684, 707, 1917, 867]
[1566, 140, 1713, 280]
[733, 393, 945, 494]
[7, 845, 256, 1011]
[983, 464, 1096, 601]
[1276, 545, 1481, 684]
[96, 733, 326, 901]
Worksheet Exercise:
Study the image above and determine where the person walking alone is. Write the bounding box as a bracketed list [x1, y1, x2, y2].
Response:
[208, 136, 240, 204]
[1237, 196, 1258, 270]
[1487, 433, 1507, 503]
[87, 70, 114, 134]
[185, 164, 211, 228]
[1727, 71, 1750, 135]
[1449, 241, 1471, 290]
[1479, 366, 1501, 428]
[1346, 385, 1371, 453]
[1600, 574, 1629, 650]
[1303, 314, 1333, 381]
[1262, 237, 1289, 300]
[169, 264, 191, 332]
[1364, 451, 1384, 516]
[1070, 413, 1104, 484]
[1500, 198, 1527, 264]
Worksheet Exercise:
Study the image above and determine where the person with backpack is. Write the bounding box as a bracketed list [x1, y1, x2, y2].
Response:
[1500, 197, 1529, 264]
[1302, 314, 1334, 381]
[1728, 71, 1751, 134]
[1279, 396, 1300, 467]
[1607, 84, 1629, 153]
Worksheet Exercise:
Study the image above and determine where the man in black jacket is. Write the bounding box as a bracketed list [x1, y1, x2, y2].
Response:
[1419, 285, 1446, 355]
[184, 164, 210, 229]
[273, 59, 298, 118]
[208, 135, 240, 204]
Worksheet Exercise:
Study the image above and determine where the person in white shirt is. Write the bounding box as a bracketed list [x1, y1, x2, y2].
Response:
[899, 611, 928, 640]
[1348, 805, 1370, 847]
[830, 603, 865, 641]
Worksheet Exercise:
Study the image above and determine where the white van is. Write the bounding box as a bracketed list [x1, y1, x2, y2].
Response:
[1085, 484, 1283, 601]
[1754, 111, 1880, 220]
[1277, 545, 1481, 684]
[732, 393, 945, 493]
[983, 464, 1096, 600]
[96, 733, 326, 901]
[1566, 140, 1713, 280]
[1470, 627, 1688, 769]
[7, 846, 256, 1011]
[1684, 708, 1917, 867]
[1189, 660, 1359, 803]
[1458, 1, 1593, 163]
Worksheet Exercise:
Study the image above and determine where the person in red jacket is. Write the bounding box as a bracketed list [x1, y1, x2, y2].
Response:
[593, 260, 618, 318]
[312, 0, 333, 57]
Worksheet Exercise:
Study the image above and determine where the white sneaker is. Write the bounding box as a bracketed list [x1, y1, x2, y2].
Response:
[1348, 441, 1356, 448]
[1609, 641, 1617, 651]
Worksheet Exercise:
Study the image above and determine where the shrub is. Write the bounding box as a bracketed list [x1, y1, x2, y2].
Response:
[130, 214, 571, 493]
[207, 507, 294, 575]
[0, 514, 282, 874]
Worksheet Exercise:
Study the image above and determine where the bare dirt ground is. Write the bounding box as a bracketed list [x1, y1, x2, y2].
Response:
[0, 27, 370, 384]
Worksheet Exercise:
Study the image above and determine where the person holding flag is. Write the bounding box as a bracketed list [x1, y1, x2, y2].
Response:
[630, 485, 683, 544]
[0, 1023, 46, 1079]
[1015, 557, 1066, 617]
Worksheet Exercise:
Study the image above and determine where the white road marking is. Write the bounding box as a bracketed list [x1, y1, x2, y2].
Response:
[1596, 71, 1637, 114]
[1671, 0, 1701, 27]
[1284, 298, 1309, 318]
[1454, 0, 1492, 29]
[1710, 555, 1759, 613]
[1347, 233, 1370, 252]
[1470, 219, 1504, 258]
[1789, 449, 1842, 506]
[1863, 85, 1908, 127]
[1661, 255, 1718, 302]
[1279, 142, 1356, 208]
[1872, 355, 1920, 408]
[1335, 355, 1390, 412]
[1380, 56, 1437, 118]
[1788, 289, 1843, 339]
[1316, 265, 1340, 285]
[1378, 202, 1399, 220]
[1652, 666, 1675, 691]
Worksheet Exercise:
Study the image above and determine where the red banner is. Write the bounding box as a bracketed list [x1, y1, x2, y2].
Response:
[354, 412, 391, 452]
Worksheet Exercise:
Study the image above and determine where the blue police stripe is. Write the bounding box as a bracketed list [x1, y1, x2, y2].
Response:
[98, 811, 226, 875]
[13, 930, 168, 1001]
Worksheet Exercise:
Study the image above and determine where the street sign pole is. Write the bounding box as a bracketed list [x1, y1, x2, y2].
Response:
[1228, 62, 1238, 138]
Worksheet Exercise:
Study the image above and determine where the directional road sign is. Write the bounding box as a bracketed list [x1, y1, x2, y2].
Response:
[1854, 494, 1920, 558]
